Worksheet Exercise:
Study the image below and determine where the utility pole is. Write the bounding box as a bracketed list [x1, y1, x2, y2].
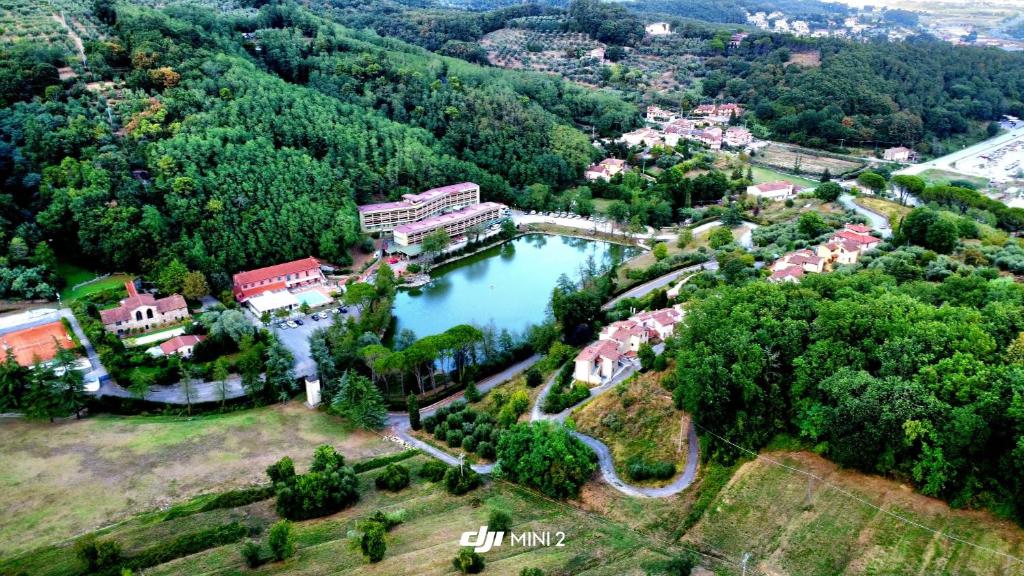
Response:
[741, 552, 751, 576]
[677, 414, 685, 455]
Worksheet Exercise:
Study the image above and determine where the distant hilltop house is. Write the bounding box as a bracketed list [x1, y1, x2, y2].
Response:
[730, 32, 749, 47]
[232, 256, 328, 316]
[619, 127, 663, 148]
[692, 103, 744, 123]
[769, 224, 880, 283]
[645, 22, 671, 36]
[358, 182, 509, 255]
[585, 158, 627, 181]
[724, 126, 753, 148]
[746, 181, 796, 201]
[883, 146, 918, 162]
[574, 307, 683, 385]
[100, 281, 189, 336]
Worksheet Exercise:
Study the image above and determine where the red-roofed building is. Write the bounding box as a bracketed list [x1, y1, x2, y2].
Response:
[574, 339, 624, 385]
[843, 223, 873, 235]
[768, 266, 804, 283]
[831, 230, 881, 252]
[232, 257, 325, 302]
[746, 181, 796, 201]
[585, 158, 627, 181]
[159, 335, 205, 358]
[100, 281, 189, 336]
[576, 306, 684, 384]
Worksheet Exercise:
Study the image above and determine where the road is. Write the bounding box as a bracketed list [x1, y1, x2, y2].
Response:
[839, 193, 892, 238]
[896, 125, 1024, 177]
[602, 261, 716, 310]
[97, 374, 249, 404]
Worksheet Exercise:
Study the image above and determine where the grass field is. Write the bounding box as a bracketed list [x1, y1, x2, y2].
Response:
[574, 371, 688, 487]
[687, 451, 1024, 576]
[56, 262, 132, 302]
[0, 402, 395, 557]
[853, 196, 913, 227]
[749, 165, 820, 190]
[756, 143, 864, 178]
[918, 168, 991, 189]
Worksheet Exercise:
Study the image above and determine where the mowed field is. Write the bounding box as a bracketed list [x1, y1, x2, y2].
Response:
[0, 402, 396, 557]
[686, 451, 1024, 576]
[755, 143, 864, 178]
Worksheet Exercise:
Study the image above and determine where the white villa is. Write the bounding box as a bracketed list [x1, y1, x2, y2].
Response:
[746, 181, 796, 201]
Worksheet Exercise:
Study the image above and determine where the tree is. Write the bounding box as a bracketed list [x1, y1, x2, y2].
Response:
[821, 168, 832, 182]
[707, 226, 733, 249]
[181, 271, 209, 300]
[814, 182, 843, 203]
[797, 212, 831, 238]
[240, 540, 263, 568]
[422, 229, 452, 261]
[652, 243, 669, 261]
[265, 338, 295, 402]
[74, 535, 122, 572]
[857, 171, 887, 194]
[638, 343, 656, 371]
[375, 463, 411, 491]
[453, 548, 486, 574]
[407, 394, 422, 430]
[496, 421, 597, 498]
[331, 371, 387, 429]
[157, 258, 189, 295]
[465, 381, 481, 402]
[213, 359, 230, 408]
[525, 367, 543, 388]
[180, 362, 197, 416]
[360, 522, 387, 562]
[268, 520, 295, 561]
[128, 368, 154, 401]
[891, 174, 925, 206]
[488, 508, 512, 532]
[500, 218, 517, 240]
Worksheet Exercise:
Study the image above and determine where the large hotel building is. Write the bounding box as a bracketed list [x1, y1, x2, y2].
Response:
[358, 182, 508, 248]
[358, 182, 482, 233]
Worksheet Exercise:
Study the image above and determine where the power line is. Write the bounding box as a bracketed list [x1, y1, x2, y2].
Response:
[695, 424, 1024, 566]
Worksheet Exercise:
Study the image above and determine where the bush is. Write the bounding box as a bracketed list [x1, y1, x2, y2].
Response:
[444, 466, 483, 495]
[497, 422, 597, 499]
[521, 569, 544, 576]
[465, 381, 481, 402]
[461, 434, 478, 453]
[360, 522, 387, 563]
[477, 441, 496, 459]
[364, 509, 407, 531]
[525, 367, 543, 388]
[274, 446, 359, 520]
[419, 460, 450, 481]
[375, 464, 411, 492]
[453, 547, 486, 573]
[423, 414, 438, 434]
[75, 535, 122, 572]
[268, 520, 295, 561]
[488, 508, 512, 532]
[351, 449, 418, 473]
[626, 457, 677, 481]
[266, 457, 295, 484]
[128, 522, 248, 571]
[446, 429, 465, 448]
[240, 540, 264, 568]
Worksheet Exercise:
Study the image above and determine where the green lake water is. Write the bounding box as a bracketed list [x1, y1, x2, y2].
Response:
[393, 234, 638, 339]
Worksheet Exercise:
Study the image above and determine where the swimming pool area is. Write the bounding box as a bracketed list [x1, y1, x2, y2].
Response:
[293, 289, 332, 308]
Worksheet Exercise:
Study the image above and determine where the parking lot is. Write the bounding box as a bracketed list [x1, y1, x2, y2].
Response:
[268, 305, 359, 380]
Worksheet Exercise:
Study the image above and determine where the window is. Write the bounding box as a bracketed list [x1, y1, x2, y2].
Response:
[135, 310, 142, 321]
[147, 309, 154, 319]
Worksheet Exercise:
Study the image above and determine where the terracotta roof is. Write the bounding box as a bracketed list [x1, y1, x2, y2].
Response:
[600, 158, 626, 168]
[232, 257, 321, 288]
[235, 280, 287, 301]
[844, 224, 873, 234]
[752, 181, 794, 193]
[769, 267, 804, 281]
[159, 334, 204, 355]
[100, 293, 187, 325]
[833, 230, 878, 246]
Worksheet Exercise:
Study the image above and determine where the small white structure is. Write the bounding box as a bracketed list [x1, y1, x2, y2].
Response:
[646, 22, 671, 36]
[883, 146, 917, 162]
[746, 181, 796, 201]
[725, 127, 753, 148]
[305, 378, 322, 408]
[247, 290, 300, 316]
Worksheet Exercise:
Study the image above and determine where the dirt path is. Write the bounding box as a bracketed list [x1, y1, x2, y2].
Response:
[52, 12, 86, 67]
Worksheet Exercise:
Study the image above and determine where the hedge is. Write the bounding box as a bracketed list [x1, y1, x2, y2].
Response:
[352, 449, 419, 473]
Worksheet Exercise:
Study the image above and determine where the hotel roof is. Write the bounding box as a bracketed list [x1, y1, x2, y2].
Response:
[358, 182, 479, 213]
[232, 256, 321, 287]
[394, 202, 505, 235]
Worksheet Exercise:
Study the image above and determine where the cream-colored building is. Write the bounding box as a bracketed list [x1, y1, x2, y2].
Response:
[100, 282, 189, 336]
[358, 182, 481, 233]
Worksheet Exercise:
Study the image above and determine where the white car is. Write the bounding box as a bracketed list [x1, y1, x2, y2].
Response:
[287, 320, 299, 329]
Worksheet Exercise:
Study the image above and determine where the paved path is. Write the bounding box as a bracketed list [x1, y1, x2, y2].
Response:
[97, 375, 249, 404]
[602, 261, 716, 310]
[58, 308, 108, 383]
[839, 193, 892, 238]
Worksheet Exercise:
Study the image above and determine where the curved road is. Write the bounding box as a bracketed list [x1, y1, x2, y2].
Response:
[839, 193, 892, 238]
[393, 349, 700, 498]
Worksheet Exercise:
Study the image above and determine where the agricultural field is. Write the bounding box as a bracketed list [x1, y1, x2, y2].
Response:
[0, 0, 102, 57]
[686, 451, 1024, 576]
[574, 370, 689, 486]
[748, 165, 821, 190]
[852, 196, 913, 227]
[753, 143, 865, 178]
[0, 402, 395, 558]
[918, 168, 992, 189]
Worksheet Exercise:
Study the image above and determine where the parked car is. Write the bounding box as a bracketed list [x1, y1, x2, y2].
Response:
[311, 313, 321, 321]
[340, 306, 349, 313]
[295, 318, 304, 326]
[287, 320, 298, 329]
[277, 322, 288, 330]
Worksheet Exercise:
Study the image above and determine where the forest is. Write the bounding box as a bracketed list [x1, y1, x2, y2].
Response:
[0, 0, 638, 293]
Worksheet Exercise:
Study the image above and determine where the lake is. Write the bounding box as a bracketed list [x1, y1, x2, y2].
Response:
[393, 234, 638, 339]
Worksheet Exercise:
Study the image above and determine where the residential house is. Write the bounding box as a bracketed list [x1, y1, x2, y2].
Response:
[883, 146, 917, 162]
[830, 225, 881, 254]
[619, 128, 663, 147]
[746, 181, 796, 201]
[645, 22, 671, 36]
[573, 306, 684, 385]
[770, 249, 825, 274]
[730, 32, 749, 47]
[724, 126, 753, 148]
[585, 158, 627, 181]
[100, 281, 189, 336]
[574, 339, 624, 386]
[232, 257, 326, 303]
[646, 105, 677, 124]
[159, 335, 205, 358]
[768, 266, 804, 283]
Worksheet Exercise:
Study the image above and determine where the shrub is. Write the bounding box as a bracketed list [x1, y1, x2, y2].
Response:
[351, 449, 418, 473]
[364, 509, 407, 531]
[75, 535, 122, 572]
[488, 508, 512, 532]
[525, 367, 543, 388]
[444, 466, 483, 495]
[240, 540, 263, 568]
[419, 460, 450, 481]
[453, 547, 486, 573]
[497, 422, 597, 499]
[268, 520, 295, 561]
[477, 441, 496, 460]
[446, 429, 465, 448]
[423, 414, 438, 433]
[360, 522, 387, 563]
[446, 412, 466, 428]
[465, 381, 481, 402]
[266, 457, 295, 484]
[128, 522, 248, 570]
[473, 423, 493, 441]
[461, 434, 478, 453]
[627, 457, 677, 481]
[434, 422, 449, 440]
[375, 464, 411, 492]
[521, 569, 544, 576]
[274, 446, 359, 520]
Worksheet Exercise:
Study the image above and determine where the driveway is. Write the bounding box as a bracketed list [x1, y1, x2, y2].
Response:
[269, 306, 360, 380]
[602, 261, 717, 310]
[97, 374, 248, 404]
[839, 193, 892, 238]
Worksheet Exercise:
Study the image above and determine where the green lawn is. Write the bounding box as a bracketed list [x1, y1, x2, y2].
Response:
[56, 261, 132, 302]
[918, 168, 990, 189]
[749, 165, 820, 190]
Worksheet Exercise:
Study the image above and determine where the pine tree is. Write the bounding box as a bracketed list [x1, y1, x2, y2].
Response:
[407, 394, 421, 430]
